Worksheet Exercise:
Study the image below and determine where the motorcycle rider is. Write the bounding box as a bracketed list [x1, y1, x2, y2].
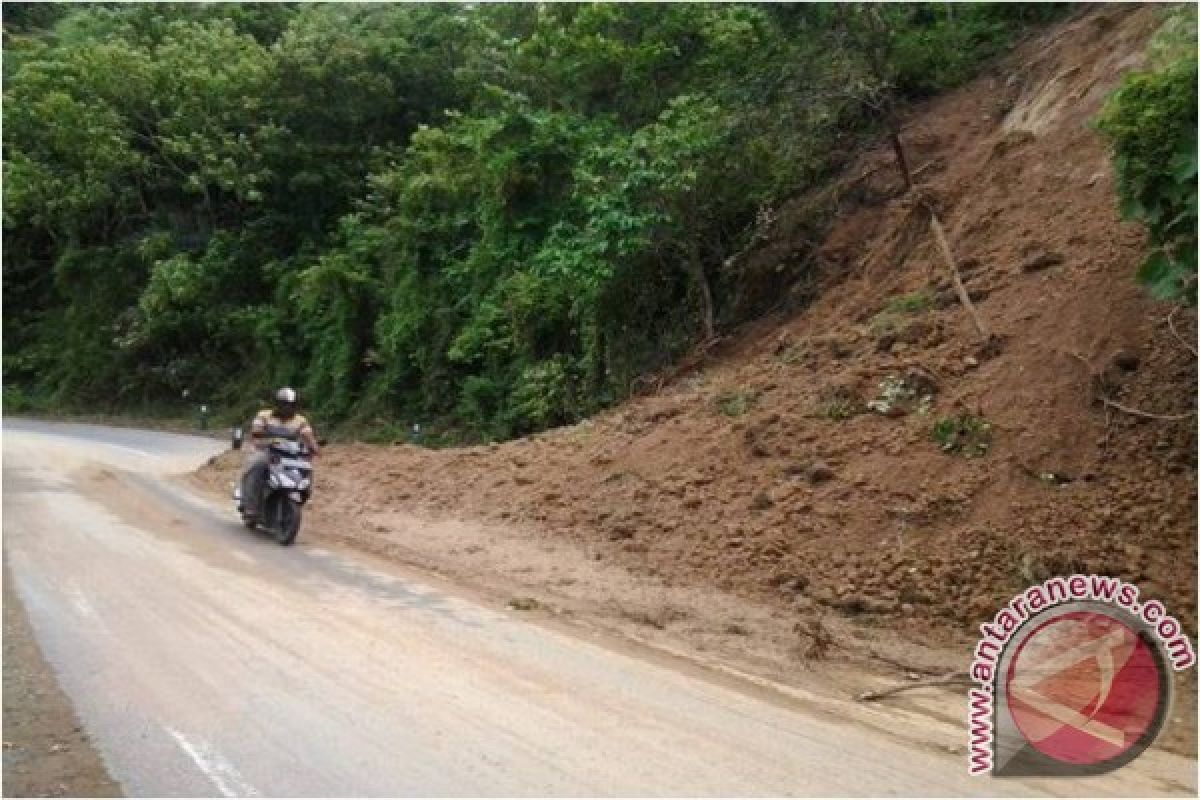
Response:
[240, 387, 319, 519]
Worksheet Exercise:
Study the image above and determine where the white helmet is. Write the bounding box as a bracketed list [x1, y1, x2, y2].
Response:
[275, 387, 298, 418]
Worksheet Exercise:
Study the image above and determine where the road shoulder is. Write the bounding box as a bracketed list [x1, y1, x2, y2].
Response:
[3, 566, 121, 798]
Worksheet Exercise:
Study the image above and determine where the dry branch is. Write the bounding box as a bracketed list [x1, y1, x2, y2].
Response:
[1167, 306, 1197, 358]
[1066, 350, 1194, 421]
[1100, 397, 1196, 422]
[856, 671, 972, 702]
[927, 208, 989, 340]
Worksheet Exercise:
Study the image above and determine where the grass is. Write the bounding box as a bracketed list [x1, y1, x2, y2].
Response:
[869, 289, 934, 337]
[714, 388, 760, 417]
[931, 412, 993, 457]
[885, 290, 934, 315]
[777, 343, 807, 366]
[815, 385, 863, 420]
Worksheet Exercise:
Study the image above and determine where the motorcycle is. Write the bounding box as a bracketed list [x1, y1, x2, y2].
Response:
[232, 433, 313, 546]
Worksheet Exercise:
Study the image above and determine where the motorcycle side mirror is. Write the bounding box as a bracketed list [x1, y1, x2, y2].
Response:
[232, 426, 244, 450]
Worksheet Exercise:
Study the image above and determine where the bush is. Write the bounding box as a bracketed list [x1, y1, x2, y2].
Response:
[1096, 7, 1198, 303]
[507, 357, 579, 434]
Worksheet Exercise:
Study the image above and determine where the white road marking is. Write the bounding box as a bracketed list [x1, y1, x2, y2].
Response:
[166, 728, 259, 797]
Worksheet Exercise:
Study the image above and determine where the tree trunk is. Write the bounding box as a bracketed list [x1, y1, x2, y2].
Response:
[687, 243, 716, 343]
[889, 129, 914, 191]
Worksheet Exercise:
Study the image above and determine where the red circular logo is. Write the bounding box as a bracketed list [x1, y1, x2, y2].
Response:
[1005, 610, 1166, 766]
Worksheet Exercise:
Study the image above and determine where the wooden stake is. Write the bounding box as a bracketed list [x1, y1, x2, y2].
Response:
[887, 128, 991, 342]
[927, 207, 989, 340]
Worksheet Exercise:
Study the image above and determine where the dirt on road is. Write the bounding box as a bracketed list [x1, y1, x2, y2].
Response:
[195, 2, 1198, 757]
[3, 568, 121, 798]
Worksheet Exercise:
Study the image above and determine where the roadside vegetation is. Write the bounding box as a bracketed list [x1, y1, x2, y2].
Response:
[5, 3, 1069, 440]
[1096, 5, 1197, 304]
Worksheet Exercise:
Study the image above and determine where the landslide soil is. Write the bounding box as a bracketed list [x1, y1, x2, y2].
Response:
[196, 4, 1197, 754]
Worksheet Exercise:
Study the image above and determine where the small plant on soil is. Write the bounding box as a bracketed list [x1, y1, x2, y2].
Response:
[866, 375, 934, 416]
[714, 388, 760, 417]
[870, 289, 934, 337]
[815, 384, 863, 420]
[885, 290, 934, 315]
[931, 412, 992, 457]
[777, 343, 808, 366]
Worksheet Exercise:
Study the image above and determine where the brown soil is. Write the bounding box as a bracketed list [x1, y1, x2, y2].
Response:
[197, 3, 1197, 755]
[2, 569, 121, 798]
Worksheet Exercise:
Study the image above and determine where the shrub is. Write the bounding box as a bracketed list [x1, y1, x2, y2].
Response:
[931, 412, 992, 457]
[1096, 7, 1198, 303]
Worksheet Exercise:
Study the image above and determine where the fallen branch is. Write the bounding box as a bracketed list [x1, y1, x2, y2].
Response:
[911, 159, 940, 180]
[865, 651, 955, 676]
[1065, 350, 1091, 370]
[1166, 306, 1197, 358]
[1067, 350, 1194, 421]
[1100, 397, 1196, 421]
[927, 207, 989, 340]
[1100, 404, 1113, 454]
[857, 671, 972, 702]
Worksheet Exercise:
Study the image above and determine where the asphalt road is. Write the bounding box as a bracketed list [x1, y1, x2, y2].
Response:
[2, 419, 1194, 796]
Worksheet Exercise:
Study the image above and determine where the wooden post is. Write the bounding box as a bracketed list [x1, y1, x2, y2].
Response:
[927, 208, 988, 340]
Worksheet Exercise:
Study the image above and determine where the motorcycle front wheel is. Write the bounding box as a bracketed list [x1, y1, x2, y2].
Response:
[274, 495, 302, 546]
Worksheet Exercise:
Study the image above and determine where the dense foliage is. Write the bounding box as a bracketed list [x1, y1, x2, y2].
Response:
[4, 2, 1059, 440]
[1097, 5, 1198, 304]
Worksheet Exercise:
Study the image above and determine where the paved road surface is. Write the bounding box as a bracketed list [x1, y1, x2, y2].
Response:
[3, 419, 1194, 796]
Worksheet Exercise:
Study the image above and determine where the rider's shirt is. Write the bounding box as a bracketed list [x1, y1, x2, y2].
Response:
[251, 409, 314, 447]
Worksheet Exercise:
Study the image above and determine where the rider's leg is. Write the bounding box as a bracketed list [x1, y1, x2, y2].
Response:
[240, 451, 269, 515]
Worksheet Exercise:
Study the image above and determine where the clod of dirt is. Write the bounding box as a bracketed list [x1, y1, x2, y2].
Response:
[771, 573, 809, 593]
[750, 492, 774, 511]
[1111, 348, 1141, 372]
[821, 334, 856, 359]
[807, 461, 834, 484]
[832, 594, 869, 615]
[1020, 250, 1064, 273]
[901, 366, 940, 397]
[606, 523, 635, 541]
[507, 597, 542, 611]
